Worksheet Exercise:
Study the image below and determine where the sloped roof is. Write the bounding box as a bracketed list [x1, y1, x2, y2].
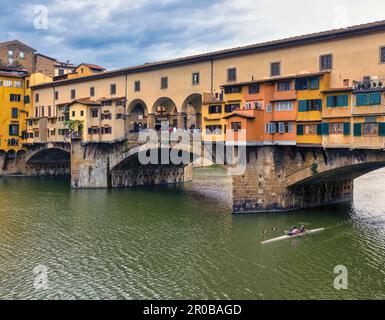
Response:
[0, 40, 36, 52]
[32, 19, 385, 90]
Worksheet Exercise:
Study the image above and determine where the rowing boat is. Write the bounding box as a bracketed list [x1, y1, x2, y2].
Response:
[261, 228, 325, 245]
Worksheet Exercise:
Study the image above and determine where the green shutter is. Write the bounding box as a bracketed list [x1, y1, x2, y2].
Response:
[322, 123, 329, 135]
[298, 100, 309, 112]
[297, 124, 304, 135]
[343, 122, 351, 135]
[379, 123, 385, 136]
[337, 95, 349, 107]
[317, 124, 322, 135]
[318, 99, 323, 111]
[354, 123, 362, 136]
[369, 92, 381, 105]
[327, 96, 335, 108]
[356, 94, 367, 106]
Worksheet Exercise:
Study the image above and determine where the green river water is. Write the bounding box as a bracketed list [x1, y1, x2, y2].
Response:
[1, 167, 385, 300]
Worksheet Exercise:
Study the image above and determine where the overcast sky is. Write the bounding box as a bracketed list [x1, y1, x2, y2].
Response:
[1, 0, 385, 69]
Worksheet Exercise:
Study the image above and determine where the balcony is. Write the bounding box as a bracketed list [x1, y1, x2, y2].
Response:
[353, 79, 385, 93]
[202, 92, 224, 104]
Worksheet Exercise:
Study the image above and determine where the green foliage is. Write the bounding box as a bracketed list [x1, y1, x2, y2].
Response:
[311, 162, 318, 175]
[64, 119, 84, 133]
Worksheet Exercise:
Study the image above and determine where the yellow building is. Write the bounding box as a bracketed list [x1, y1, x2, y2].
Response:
[322, 88, 353, 148]
[0, 69, 26, 152]
[201, 92, 227, 142]
[296, 72, 330, 146]
[25, 72, 53, 144]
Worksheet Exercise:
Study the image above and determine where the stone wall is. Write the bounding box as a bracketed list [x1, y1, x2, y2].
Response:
[34, 54, 56, 77]
[0, 41, 35, 72]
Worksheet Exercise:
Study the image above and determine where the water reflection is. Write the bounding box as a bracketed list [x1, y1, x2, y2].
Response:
[0, 168, 384, 299]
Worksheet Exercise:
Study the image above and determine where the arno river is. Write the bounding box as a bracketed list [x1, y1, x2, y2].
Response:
[1, 167, 385, 300]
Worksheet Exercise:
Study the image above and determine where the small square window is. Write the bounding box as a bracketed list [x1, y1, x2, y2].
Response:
[110, 84, 116, 95]
[270, 62, 281, 76]
[227, 68, 237, 82]
[19, 51, 25, 59]
[381, 47, 385, 63]
[134, 81, 141, 92]
[320, 54, 333, 70]
[161, 77, 168, 89]
[192, 73, 200, 85]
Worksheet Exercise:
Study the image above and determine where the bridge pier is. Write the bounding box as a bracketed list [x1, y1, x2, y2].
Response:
[232, 146, 355, 213]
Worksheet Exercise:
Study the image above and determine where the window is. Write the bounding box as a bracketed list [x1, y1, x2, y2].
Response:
[134, 81, 141, 92]
[71, 89, 76, 100]
[10, 94, 21, 102]
[275, 101, 293, 111]
[35, 93, 39, 102]
[224, 86, 241, 94]
[14, 81, 22, 88]
[58, 69, 65, 76]
[278, 81, 291, 91]
[41, 106, 45, 117]
[309, 99, 322, 111]
[266, 122, 277, 134]
[225, 104, 240, 113]
[330, 122, 344, 135]
[356, 92, 381, 106]
[80, 110, 84, 117]
[11, 108, 18, 119]
[248, 84, 260, 94]
[9, 124, 19, 136]
[4, 80, 12, 87]
[101, 127, 112, 134]
[304, 124, 318, 135]
[327, 95, 349, 107]
[231, 122, 242, 132]
[161, 77, 168, 89]
[309, 77, 320, 90]
[227, 68, 237, 82]
[343, 79, 350, 87]
[19, 51, 25, 59]
[90, 87, 95, 97]
[192, 73, 200, 85]
[72, 111, 76, 117]
[24, 95, 30, 104]
[266, 104, 273, 112]
[295, 78, 308, 90]
[55, 91, 59, 100]
[48, 106, 52, 117]
[110, 84, 116, 95]
[91, 109, 99, 118]
[381, 47, 385, 63]
[364, 123, 379, 136]
[270, 62, 281, 76]
[88, 127, 100, 134]
[208, 105, 222, 114]
[26, 80, 30, 89]
[205, 125, 222, 135]
[8, 50, 13, 58]
[320, 54, 333, 70]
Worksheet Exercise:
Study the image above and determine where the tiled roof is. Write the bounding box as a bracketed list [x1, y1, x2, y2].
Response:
[32, 19, 385, 90]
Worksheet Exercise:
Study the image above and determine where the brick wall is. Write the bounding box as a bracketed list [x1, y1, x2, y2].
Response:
[34, 55, 56, 76]
[0, 41, 35, 72]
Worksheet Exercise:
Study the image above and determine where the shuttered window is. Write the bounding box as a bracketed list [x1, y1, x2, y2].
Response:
[343, 122, 351, 135]
[356, 92, 381, 106]
[379, 123, 385, 136]
[322, 123, 329, 135]
[354, 123, 362, 136]
[298, 100, 309, 112]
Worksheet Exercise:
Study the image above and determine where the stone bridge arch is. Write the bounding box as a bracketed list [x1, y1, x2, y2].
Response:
[24, 144, 71, 176]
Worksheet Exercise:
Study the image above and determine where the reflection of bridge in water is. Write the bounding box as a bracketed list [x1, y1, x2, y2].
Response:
[2, 132, 385, 214]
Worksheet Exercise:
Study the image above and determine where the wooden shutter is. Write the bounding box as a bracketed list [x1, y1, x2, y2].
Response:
[354, 123, 362, 136]
[343, 122, 351, 135]
[297, 124, 304, 135]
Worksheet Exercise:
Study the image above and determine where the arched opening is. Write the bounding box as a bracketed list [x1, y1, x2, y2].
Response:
[26, 148, 71, 176]
[181, 93, 202, 130]
[151, 97, 177, 131]
[127, 100, 148, 133]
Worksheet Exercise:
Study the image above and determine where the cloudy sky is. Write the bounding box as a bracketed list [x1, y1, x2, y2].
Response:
[1, 0, 385, 69]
